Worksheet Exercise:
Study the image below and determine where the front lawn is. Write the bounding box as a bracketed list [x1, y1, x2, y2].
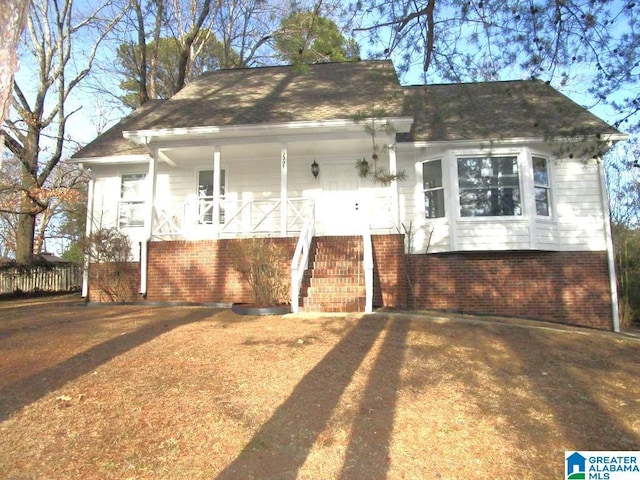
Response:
[0, 295, 638, 479]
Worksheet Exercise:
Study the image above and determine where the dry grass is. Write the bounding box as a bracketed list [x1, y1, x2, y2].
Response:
[0, 295, 639, 479]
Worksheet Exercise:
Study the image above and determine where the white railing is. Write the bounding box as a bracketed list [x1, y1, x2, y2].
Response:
[368, 193, 396, 231]
[362, 224, 374, 314]
[290, 219, 315, 313]
[152, 197, 314, 238]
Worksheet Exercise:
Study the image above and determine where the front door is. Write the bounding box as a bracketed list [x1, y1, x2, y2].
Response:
[318, 161, 362, 235]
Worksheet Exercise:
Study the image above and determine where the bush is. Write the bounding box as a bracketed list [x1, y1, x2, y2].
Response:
[83, 227, 134, 302]
[228, 237, 289, 306]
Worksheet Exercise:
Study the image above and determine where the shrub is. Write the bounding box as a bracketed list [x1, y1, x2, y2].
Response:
[83, 227, 134, 302]
[228, 237, 289, 306]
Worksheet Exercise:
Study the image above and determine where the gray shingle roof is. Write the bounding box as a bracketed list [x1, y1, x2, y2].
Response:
[72, 61, 619, 160]
[73, 61, 404, 159]
[401, 80, 618, 142]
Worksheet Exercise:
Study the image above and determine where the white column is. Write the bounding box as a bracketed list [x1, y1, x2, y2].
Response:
[388, 143, 400, 229]
[281, 145, 288, 236]
[140, 150, 158, 296]
[81, 169, 94, 298]
[212, 146, 221, 234]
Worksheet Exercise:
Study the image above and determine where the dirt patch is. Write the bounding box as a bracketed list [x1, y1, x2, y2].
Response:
[0, 295, 639, 479]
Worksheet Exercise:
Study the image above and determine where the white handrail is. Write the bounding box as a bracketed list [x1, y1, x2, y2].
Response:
[362, 224, 374, 313]
[291, 219, 315, 313]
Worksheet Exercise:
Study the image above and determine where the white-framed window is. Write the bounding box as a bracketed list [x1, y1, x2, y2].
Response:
[198, 169, 226, 224]
[457, 156, 521, 217]
[119, 173, 146, 228]
[422, 159, 445, 218]
[532, 156, 551, 217]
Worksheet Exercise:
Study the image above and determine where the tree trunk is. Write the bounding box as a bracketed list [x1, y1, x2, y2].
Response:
[15, 208, 36, 263]
[0, 0, 31, 160]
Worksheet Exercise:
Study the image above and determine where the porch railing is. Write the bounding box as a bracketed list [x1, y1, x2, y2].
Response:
[290, 219, 315, 313]
[152, 197, 314, 238]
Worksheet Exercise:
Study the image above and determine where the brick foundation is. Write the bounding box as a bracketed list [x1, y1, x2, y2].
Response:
[146, 238, 298, 303]
[371, 234, 408, 308]
[87, 236, 614, 330]
[87, 262, 140, 302]
[407, 250, 614, 330]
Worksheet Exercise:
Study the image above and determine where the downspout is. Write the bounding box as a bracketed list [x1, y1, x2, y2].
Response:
[598, 156, 620, 332]
[140, 139, 157, 298]
[81, 165, 95, 299]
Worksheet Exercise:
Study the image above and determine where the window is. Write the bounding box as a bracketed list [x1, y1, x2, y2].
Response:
[423, 159, 445, 218]
[198, 169, 226, 224]
[457, 156, 521, 217]
[533, 156, 551, 216]
[119, 173, 146, 228]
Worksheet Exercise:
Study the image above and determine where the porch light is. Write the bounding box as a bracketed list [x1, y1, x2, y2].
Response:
[311, 160, 320, 179]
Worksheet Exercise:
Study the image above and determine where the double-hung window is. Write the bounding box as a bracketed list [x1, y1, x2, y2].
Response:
[423, 159, 445, 218]
[533, 156, 551, 217]
[457, 156, 521, 217]
[119, 173, 146, 228]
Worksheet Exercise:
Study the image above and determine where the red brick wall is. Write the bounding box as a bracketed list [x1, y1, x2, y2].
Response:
[87, 262, 140, 302]
[87, 236, 615, 331]
[371, 234, 407, 308]
[146, 238, 297, 303]
[407, 250, 614, 330]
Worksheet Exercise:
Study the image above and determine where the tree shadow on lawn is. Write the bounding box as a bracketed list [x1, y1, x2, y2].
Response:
[403, 319, 640, 476]
[0, 306, 218, 423]
[494, 326, 640, 450]
[215, 314, 410, 480]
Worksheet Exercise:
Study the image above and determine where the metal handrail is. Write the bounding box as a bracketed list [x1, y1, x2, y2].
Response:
[291, 219, 315, 313]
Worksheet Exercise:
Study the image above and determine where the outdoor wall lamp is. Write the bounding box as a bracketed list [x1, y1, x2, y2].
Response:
[311, 160, 320, 179]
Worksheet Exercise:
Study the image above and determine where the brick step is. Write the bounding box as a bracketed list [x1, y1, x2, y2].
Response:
[312, 253, 361, 261]
[305, 276, 363, 285]
[298, 236, 367, 313]
[301, 298, 365, 312]
[309, 268, 363, 277]
[306, 286, 365, 296]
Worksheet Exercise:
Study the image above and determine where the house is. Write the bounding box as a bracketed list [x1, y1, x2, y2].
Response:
[70, 60, 626, 330]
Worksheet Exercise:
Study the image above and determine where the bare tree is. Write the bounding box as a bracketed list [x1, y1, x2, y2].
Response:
[353, 0, 640, 131]
[1, 0, 126, 263]
[0, 0, 31, 161]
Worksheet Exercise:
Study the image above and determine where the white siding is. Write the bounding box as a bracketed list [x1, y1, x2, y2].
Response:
[553, 159, 606, 250]
[398, 146, 608, 253]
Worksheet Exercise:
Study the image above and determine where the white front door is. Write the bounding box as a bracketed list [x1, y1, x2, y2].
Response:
[318, 161, 362, 235]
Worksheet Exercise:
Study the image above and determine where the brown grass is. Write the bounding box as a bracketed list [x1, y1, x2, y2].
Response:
[0, 295, 639, 479]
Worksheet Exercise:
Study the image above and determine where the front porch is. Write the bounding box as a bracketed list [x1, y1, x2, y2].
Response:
[139, 234, 408, 312]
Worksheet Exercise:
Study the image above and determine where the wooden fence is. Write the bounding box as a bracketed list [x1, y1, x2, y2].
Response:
[0, 263, 82, 295]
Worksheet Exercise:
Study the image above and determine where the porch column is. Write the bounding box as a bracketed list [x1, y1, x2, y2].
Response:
[141, 150, 158, 296]
[81, 168, 95, 298]
[212, 146, 222, 234]
[388, 143, 400, 229]
[145, 151, 158, 240]
[280, 144, 288, 236]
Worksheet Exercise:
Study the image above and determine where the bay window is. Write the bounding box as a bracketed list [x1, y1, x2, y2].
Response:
[533, 156, 551, 216]
[423, 159, 445, 218]
[457, 156, 521, 217]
